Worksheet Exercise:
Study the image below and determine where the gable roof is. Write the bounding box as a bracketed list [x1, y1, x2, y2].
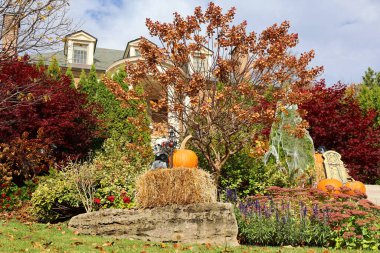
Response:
[64, 30, 98, 56]
[123, 37, 157, 59]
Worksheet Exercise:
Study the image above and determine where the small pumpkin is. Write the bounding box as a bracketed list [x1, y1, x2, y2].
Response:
[173, 135, 198, 168]
[345, 181, 366, 196]
[317, 178, 343, 194]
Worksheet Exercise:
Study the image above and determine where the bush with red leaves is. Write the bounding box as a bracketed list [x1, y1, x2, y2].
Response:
[0, 56, 102, 183]
[299, 81, 380, 184]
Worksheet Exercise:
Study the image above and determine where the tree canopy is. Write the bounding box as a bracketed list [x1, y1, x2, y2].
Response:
[108, 2, 322, 183]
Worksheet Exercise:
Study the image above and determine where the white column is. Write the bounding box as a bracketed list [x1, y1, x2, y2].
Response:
[67, 41, 73, 64]
[88, 42, 94, 65]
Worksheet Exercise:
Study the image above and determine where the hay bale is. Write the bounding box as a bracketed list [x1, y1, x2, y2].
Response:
[135, 168, 217, 208]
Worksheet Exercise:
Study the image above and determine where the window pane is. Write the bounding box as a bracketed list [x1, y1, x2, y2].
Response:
[193, 56, 206, 72]
[73, 44, 87, 64]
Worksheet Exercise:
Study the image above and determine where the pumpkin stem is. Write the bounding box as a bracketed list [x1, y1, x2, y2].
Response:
[180, 135, 192, 150]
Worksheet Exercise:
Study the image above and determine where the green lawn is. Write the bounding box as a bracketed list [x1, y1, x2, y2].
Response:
[0, 220, 373, 253]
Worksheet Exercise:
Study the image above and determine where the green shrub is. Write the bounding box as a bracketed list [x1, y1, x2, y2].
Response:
[93, 171, 136, 209]
[31, 150, 148, 222]
[31, 169, 83, 222]
[220, 152, 291, 197]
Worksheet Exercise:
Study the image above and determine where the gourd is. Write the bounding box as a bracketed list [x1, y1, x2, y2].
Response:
[314, 153, 326, 182]
[317, 178, 343, 194]
[345, 181, 366, 196]
[173, 135, 198, 168]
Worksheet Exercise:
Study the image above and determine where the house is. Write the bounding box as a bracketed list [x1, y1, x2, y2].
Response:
[32, 31, 211, 139]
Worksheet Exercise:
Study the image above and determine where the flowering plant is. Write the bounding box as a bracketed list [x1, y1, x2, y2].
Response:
[93, 187, 134, 209]
[234, 186, 380, 249]
[0, 180, 35, 212]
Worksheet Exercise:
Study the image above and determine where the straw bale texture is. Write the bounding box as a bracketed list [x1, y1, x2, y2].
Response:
[136, 168, 217, 208]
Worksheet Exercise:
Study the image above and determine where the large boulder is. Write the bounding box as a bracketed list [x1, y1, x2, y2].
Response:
[68, 202, 239, 246]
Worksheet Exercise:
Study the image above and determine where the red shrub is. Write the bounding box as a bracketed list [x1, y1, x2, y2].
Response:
[0, 56, 102, 182]
[299, 81, 380, 184]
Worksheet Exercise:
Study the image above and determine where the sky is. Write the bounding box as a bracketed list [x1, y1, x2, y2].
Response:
[68, 0, 380, 84]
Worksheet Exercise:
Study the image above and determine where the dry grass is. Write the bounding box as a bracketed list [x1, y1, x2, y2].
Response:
[135, 168, 217, 208]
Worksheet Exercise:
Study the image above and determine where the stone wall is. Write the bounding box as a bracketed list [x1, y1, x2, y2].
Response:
[68, 202, 239, 246]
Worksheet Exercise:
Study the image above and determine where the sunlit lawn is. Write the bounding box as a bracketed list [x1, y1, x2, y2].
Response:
[0, 219, 374, 253]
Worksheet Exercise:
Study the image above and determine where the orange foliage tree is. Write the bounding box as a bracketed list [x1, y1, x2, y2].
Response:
[107, 2, 322, 184]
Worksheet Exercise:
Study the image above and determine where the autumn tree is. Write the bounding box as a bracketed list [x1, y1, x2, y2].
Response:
[0, 0, 76, 57]
[105, 2, 322, 183]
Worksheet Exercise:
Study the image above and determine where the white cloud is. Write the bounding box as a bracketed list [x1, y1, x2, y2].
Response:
[67, 0, 380, 84]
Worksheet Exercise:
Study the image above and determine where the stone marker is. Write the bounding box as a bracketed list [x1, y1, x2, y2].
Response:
[68, 202, 239, 246]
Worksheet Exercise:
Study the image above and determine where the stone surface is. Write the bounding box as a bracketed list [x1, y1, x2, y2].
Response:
[366, 185, 380, 205]
[68, 202, 239, 246]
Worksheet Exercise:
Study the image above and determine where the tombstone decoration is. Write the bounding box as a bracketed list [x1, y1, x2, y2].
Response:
[322, 150, 353, 184]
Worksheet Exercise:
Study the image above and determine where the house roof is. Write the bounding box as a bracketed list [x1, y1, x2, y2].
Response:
[34, 47, 124, 71]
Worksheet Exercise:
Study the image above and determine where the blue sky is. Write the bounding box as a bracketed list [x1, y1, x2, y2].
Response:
[68, 0, 380, 84]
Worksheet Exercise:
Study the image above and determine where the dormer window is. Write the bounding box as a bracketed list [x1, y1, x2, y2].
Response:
[64, 30, 97, 66]
[190, 46, 212, 75]
[73, 43, 88, 64]
[123, 38, 156, 59]
[193, 55, 207, 72]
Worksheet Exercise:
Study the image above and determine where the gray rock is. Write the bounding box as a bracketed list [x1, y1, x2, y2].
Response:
[68, 202, 239, 246]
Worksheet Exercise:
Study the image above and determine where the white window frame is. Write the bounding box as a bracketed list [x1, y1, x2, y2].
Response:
[73, 43, 88, 64]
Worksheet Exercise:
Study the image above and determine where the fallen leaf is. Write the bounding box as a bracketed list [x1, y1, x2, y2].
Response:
[43, 241, 52, 248]
[95, 246, 107, 253]
[72, 241, 83, 246]
[102, 241, 114, 247]
[61, 231, 66, 235]
[7, 234, 14, 240]
[173, 243, 181, 248]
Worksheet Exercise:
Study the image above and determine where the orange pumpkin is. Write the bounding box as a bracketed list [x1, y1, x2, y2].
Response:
[173, 135, 198, 168]
[345, 181, 366, 196]
[317, 179, 343, 194]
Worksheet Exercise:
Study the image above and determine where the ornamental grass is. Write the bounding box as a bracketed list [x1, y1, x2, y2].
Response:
[135, 168, 217, 208]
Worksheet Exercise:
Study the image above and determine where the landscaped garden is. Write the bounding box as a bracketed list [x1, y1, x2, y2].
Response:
[1, 1, 380, 252]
